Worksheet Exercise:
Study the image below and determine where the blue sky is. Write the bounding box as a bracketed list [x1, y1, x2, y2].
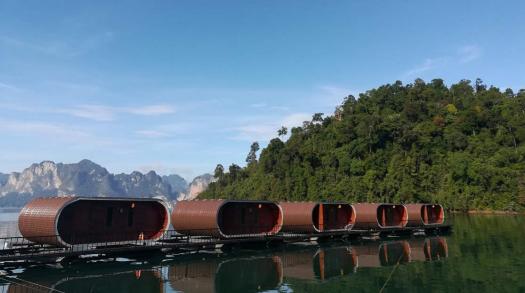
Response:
[1, 1, 524, 180]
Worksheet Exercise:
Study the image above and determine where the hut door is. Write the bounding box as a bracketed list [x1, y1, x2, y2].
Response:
[423, 206, 429, 224]
[382, 207, 388, 227]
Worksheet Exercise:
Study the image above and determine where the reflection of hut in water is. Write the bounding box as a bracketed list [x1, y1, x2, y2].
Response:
[425, 237, 448, 260]
[279, 202, 355, 233]
[215, 257, 283, 292]
[18, 197, 170, 246]
[352, 204, 408, 229]
[6, 261, 164, 293]
[408, 237, 449, 261]
[279, 245, 357, 281]
[168, 255, 282, 293]
[313, 246, 357, 280]
[279, 249, 318, 280]
[352, 241, 411, 268]
[167, 258, 217, 293]
[405, 204, 445, 227]
[171, 200, 283, 238]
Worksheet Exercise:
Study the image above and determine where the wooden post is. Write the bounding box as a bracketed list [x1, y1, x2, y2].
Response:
[319, 250, 325, 281]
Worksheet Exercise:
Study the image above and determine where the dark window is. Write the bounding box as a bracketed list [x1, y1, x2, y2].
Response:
[88, 207, 93, 223]
[240, 208, 245, 225]
[253, 208, 258, 225]
[128, 208, 134, 227]
[106, 207, 113, 227]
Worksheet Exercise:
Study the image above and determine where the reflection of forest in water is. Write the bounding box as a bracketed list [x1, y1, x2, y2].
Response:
[1, 236, 447, 293]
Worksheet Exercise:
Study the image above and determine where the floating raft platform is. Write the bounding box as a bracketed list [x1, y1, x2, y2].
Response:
[0, 223, 452, 267]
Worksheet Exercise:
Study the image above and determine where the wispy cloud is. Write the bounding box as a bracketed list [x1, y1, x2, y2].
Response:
[458, 45, 482, 63]
[126, 104, 175, 116]
[64, 104, 175, 121]
[135, 130, 171, 138]
[135, 122, 197, 139]
[2, 103, 176, 122]
[250, 103, 267, 108]
[402, 57, 448, 78]
[402, 45, 483, 79]
[315, 85, 362, 105]
[233, 112, 312, 142]
[2, 120, 90, 140]
[0, 32, 114, 58]
[0, 82, 22, 92]
[317, 85, 355, 98]
[281, 113, 312, 126]
[60, 105, 116, 121]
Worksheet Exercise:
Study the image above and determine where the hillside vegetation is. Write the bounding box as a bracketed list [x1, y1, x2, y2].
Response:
[201, 79, 525, 211]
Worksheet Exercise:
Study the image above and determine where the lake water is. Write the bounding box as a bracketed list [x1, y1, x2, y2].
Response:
[0, 213, 524, 292]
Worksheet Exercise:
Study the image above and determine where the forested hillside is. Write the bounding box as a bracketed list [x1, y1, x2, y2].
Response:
[201, 79, 525, 211]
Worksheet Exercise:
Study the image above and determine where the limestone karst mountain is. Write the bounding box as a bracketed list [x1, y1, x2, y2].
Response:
[0, 160, 213, 206]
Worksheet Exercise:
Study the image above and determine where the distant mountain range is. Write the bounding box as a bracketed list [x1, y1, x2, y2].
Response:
[0, 160, 214, 207]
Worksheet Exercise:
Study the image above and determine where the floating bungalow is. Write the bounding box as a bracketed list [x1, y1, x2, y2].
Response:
[279, 202, 355, 233]
[18, 197, 170, 246]
[405, 204, 445, 226]
[352, 203, 408, 229]
[170, 200, 283, 238]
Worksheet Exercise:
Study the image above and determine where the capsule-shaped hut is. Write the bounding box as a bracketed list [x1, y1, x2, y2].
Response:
[279, 202, 355, 233]
[171, 200, 283, 238]
[405, 204, 445, 227]
[18, 197, 170, 247]
[352, 203, 408, 229]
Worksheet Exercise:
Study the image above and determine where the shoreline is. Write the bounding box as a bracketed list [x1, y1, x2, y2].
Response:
[450, 210, 524, 215]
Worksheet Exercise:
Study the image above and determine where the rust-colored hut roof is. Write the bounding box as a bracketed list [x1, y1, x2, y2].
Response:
[18, 196, 75, 246]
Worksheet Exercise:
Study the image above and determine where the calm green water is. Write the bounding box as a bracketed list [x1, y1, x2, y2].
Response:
[0, 214, 524, 292]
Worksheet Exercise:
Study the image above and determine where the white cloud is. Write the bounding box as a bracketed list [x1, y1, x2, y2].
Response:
[0, 32, 114, 58]
[0, 82, 21, 92]
[458, 45, 482, 63]
[318, 85, 354, 98]
[63, 105, 116, 121]
[233, 112, 313, 142]
[54, 104, 176, 121]
[2, 120, 90, 140]
[135, 130, 170, 138]
[402, 57, 447, 78]
[126, 104, 175, 115]
[250, 103, 267, 108]
[282, 113, 312, 126]
[235, 124, 277, 142]
[402, 45, 483, 79]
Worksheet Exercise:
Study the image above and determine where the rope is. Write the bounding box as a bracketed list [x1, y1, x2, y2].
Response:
[0, 276, 46, 292]
[378, 249, 404, 293]
[0, 275, 65, 293]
